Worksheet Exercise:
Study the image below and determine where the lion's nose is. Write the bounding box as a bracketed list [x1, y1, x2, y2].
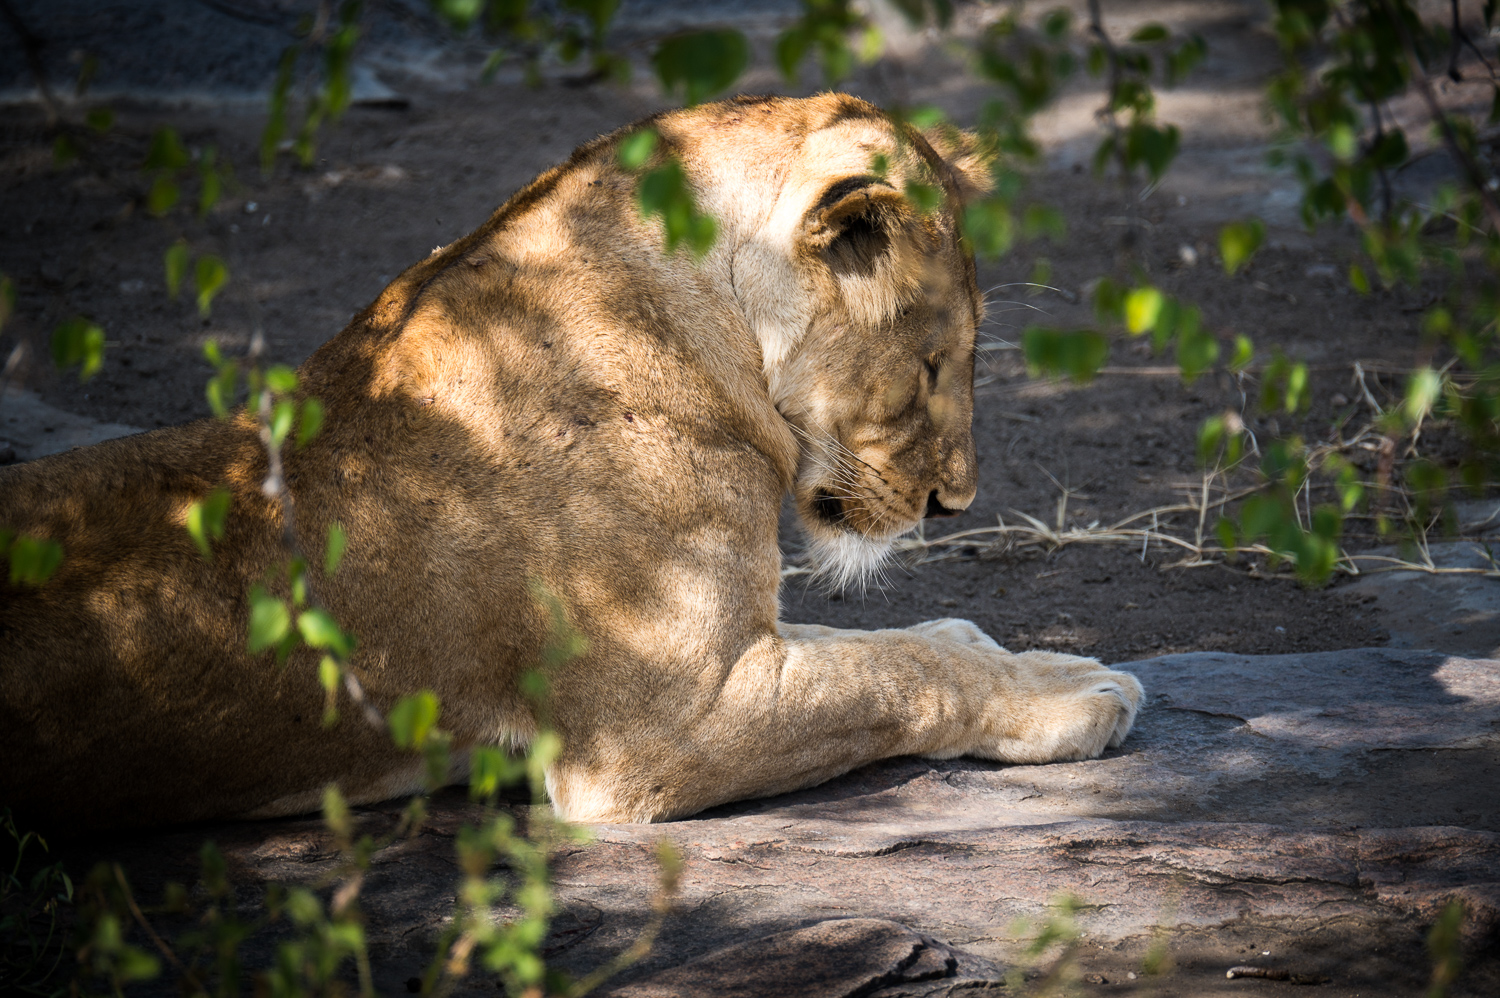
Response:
[924, 490, 962, 518]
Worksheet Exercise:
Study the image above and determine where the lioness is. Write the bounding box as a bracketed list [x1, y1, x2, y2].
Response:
[1, 94, 1141, 830]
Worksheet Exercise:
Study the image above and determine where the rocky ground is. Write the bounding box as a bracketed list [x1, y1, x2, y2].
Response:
[3, 0, 1499, 996]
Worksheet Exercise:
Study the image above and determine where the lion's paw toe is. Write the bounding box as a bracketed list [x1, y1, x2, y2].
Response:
[991, 659, 1144, 763]
[908, 617, 1005, 651]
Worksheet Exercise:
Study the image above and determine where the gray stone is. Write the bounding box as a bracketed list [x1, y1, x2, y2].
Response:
[53, 648, 1500, 997]
[1345, 541, 1500, 658]
[0, 386, 142, 462]
[603, 919, 951, 998]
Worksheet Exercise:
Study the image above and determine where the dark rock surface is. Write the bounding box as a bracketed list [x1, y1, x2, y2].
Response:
[57, 647, 1500, 997]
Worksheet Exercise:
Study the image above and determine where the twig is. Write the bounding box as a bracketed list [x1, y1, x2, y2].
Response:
[891, 484, 1500, 580]
[249, 332, 384, 730]
[1353, 361, 1385, 416]
[1227, 965, 1329, 985]
[113, 865, 207, 995]
[1087, 0, 1123, 162]
[1331, 3, 1395, 218]
[1384, 0, 1500, 233]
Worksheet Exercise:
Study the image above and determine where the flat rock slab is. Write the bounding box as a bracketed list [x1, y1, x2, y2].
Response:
[605, 919, 974, 998]
[1, 385, 142, 462]
[1346, 541, 1500, 659]
[57, 648, 1500, 997]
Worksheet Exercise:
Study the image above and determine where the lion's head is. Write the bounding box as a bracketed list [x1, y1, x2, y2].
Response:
[670, 95, 992, 588]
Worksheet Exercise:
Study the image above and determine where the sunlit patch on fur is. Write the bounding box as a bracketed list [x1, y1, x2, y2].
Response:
[807, 529, 898, 592]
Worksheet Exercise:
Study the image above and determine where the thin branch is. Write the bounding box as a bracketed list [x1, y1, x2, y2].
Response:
[113, 865, 207, 995]
[1384, 0, 1500, 232]
[1449, 0, 1464, 81]
[249, 332, 384, 730]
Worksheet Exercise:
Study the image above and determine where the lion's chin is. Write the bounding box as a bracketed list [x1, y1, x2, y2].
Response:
[805, 527, 901, 592]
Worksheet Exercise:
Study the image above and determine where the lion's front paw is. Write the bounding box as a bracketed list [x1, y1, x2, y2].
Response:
[988, 651, 1143, 763]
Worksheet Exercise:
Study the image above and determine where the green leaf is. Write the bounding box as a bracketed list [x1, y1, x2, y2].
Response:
[1228, 334, 1253, 372]
[1021, 204, 1065, 242]
[261, 45, 296, 175]
[774, 26, 804, 79]
[1022, 326, 1110, 383]
[1285, 361, 1309, 412]
[185, 487, 232, 560]
[434, 0, 484, 30]
[85, 107, 114, 133]
[1092, 277, 1124, 323]
[1330, 456, 1364, 513]
[265, 364, 298, 394]
[479, 47, 509, 83]
[1421, 307, 1453, 338]
[1219, 218, 1265, 275]
[270, 398, 295, 447]
[198, 163, 221, 217]
[1124, 286, 1164, 334]
[325, 521, 347, 575]
[1123, 121, 1180, 181]
[1404, 367, 1442, 426]
[202, 338, 222, 366]
[903, 181, 941, 214]
[1215, 516, 1237, 555]
[146, 175, 179, 216]
[388, 690, 440, 750]
[50, 317, 105, 380]
[206, 363, 237, 418]
[297, 608, 354, 657]
[1176, 328, 1219, 382]
[1130, 23, 1170, 42]
[1197, 415, 1225, 465]
[297, 397, 325, 449]
[636, 158, 718, 257]
[962, 198, 1014, 258]
[528, 729, 563, 772]
[652, 29, 750, 107]
[1327, 122, 1357, 161]
[617, 129, 658, 171]
[473, 747, 526, 804]
[319, 654, 341, 692]
[323, 784, 351, 838]
[194, 255, 227, 317]
[247, 589, 291, 654]
[7, 534, 63, 586]
[0, 274, 16, 333]
[52, 134, 78, 167]
[115, 948, 161, 982]
[1349, 263, 1370, 293]
[144, 126, 189, 171]
[165, 240, 191, 298]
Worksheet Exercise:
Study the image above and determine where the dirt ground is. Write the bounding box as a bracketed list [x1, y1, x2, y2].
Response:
[0, 13, 1465, 664]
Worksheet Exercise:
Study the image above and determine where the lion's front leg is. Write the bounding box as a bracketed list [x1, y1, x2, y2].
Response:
[544, 620, 1143, 824]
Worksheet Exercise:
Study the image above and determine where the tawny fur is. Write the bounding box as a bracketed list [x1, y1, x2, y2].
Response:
[0, 95, 1142, 830]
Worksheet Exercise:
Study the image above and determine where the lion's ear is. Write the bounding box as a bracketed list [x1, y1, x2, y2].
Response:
[921, 127, 994, 204]
[801, 177, 908, 274]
